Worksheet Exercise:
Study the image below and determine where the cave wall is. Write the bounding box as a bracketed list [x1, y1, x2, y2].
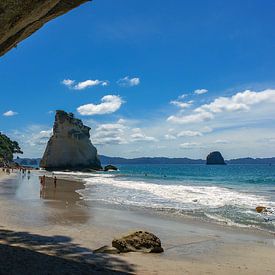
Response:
[0, 0, 89, 57]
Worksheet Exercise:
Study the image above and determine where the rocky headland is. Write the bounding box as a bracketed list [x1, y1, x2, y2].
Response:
[40, 110, 101, 171]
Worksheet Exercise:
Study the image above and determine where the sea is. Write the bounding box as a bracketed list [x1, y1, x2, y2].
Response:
[54, 164, 275, 233]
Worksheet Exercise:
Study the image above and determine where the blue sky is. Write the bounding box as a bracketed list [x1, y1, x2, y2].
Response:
[1, 0, 275, 158]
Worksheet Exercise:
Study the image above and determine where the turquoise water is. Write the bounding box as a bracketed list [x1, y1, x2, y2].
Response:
[56, 164, 275, 232]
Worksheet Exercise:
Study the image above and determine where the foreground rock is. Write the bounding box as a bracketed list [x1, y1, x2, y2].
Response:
[0, 0, 89, 57]
[112, 231, 164, 253]
[104, 165, 118, 171]
[206, 151, 226, 165]
[40, 110, 101, 171]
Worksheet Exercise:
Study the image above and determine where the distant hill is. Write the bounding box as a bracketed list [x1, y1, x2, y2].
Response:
[99, 155, 205, 164]
[227, 157, 275, 165]
[14, 157, 41, 167]
[14, 156, 275, 166]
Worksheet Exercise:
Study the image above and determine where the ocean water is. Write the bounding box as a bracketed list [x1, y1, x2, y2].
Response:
[55, 164, 275, 232]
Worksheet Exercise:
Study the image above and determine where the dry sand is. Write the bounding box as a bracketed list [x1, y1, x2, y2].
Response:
[0, 170, 274, 274]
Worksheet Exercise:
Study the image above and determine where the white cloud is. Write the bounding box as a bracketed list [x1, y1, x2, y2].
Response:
[196, 89, 275, 114]
[201, 126, 213, 133]
[167, 111, 214, 124]
[194, 89, 208, 95]
[130, 128, 158, 142]
[91, 121, 157, 145]
[28, 130, 53, 146]
[164, 134, 177, 140]
[179, 94, 187, 99]
[168, 89, 275, 125]
[170, 100, 193, 109]
[62, 79, 75, 87]
[130, 132, 158, 142]
[214, 139, 229, 144]
[117, 76, 140, 87]
[77, 95, 124, 116]
[177, 130, 202, 137]
[62, 79, 109, 90]
[3, 110, 18, 116]
[92, 122, 127, 145]
[180, 142, 202, 149]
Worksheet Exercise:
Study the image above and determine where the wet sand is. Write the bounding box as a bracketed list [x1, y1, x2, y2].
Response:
[0, 171, 274, 274]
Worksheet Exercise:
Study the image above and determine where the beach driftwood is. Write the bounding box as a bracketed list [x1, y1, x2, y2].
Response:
[0, 0, 90, 57]
[112, 231, 164, 253]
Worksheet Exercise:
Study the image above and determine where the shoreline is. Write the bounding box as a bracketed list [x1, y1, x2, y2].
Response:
[0, 170, 274, 274]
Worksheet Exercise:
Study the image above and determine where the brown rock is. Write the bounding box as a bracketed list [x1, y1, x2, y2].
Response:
[40, 110, 101, 171]
[256, 206, 267, 213]
[0, 0, 89, 57]
[112, 231, 164, 253]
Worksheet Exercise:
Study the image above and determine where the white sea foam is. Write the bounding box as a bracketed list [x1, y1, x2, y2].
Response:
[79, 173, 275, 211]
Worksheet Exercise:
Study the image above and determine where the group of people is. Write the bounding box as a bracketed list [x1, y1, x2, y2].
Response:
[39, 175, 57, 189]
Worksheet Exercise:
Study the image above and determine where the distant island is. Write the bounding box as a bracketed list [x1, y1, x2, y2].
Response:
[14, 155, 275, 167]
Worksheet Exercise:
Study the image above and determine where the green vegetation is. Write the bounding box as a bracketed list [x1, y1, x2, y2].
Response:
[0, 133, 22, 164]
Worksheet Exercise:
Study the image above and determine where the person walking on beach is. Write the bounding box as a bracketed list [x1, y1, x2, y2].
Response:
[54, 176, 57, 188]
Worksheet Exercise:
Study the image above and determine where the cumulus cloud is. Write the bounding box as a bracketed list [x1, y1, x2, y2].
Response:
[170, 100, 193, 109]
[62, 79, 75, 87]
[130, 132, 158, 142]
[91, 121, 157, 145]
[77, 95, 124, 116]
[167, 111, 214, 124]
[117, 76, 140, 87]
[177, 130, 202, 137]
[3, 110, 18, 116]
[195, 89, 275, 114]
[168, 89, 275, 125]
[28, 130, 52, 146]
[194, 89, 208, 95]
[62, 79, 109, 90]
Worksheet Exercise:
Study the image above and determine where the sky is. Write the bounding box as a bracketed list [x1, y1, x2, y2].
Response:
[1, 0, 275, 159]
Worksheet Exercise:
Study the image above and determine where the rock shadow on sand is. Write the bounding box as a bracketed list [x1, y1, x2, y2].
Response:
[0, 229, 135, 274]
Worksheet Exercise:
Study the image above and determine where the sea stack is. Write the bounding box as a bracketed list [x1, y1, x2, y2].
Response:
[40, 110, 102, 171]
[206, 151, 226, 165]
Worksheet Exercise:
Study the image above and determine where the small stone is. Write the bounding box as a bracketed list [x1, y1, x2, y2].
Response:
[256, 206, 266, 213]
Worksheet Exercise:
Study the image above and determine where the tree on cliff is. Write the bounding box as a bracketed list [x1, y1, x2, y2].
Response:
[0, 133, 23, 164]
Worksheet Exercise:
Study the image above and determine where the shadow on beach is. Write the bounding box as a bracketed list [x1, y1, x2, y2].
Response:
[0, 229, 135, 274]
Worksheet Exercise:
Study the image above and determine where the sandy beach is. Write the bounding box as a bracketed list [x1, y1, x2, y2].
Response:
[0, 170, 274, 274]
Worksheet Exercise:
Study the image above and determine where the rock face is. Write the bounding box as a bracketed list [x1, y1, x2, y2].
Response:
[0, 0, 89, 57]
[40, 110, 101, 171]
[112, 231, 164, 253]
[206, 151, 226, 165]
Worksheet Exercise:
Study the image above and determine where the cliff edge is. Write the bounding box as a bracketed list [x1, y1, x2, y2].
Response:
[40, 110, 101, 171]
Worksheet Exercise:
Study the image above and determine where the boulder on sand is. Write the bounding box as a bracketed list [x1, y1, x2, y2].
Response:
[206, 151, 226, 165]
[112, 231, 164, 253]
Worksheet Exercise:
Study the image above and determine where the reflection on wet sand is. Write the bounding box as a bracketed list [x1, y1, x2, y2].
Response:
[39, 176, 90, 225]
[0, 171, 89, 226]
